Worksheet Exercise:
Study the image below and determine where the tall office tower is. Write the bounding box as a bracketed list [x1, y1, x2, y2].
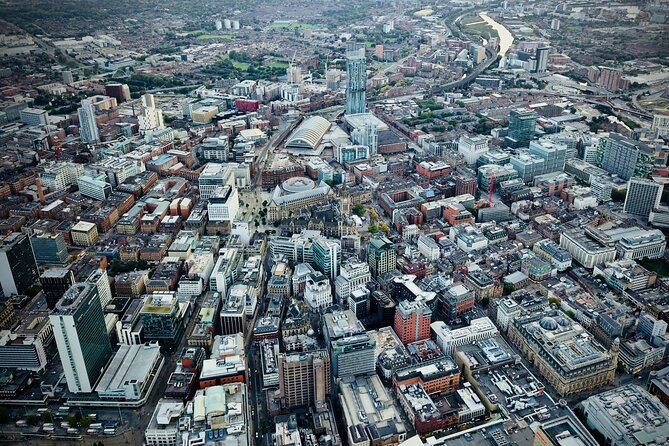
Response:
[623, 178, 664, 220]
[77, 99, 100, 144]
[0, 233, 39, 297]
[351, 117, 378, 155]
[367, 236, 397, 277]
[50, 283, 112, 393]
[138, 93, 165, 134]
[40, 268, 75, 309]
[30, 231, 68, 265]
[393, 299, 432, 345]
[277, 350, 331, 409]
[507, 108, 538, 148]
[335, 259, 371, 304]
[529, 140, 567, 173]
[345, 44, 367, 115]
[535, 47, 550, 73]
[458, 135, 489, 164]
[601, 134, 654, 181]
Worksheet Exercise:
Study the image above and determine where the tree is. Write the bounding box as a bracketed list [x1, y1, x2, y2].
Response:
[353, 204, 366, 217]
[565, 309, 576, 319]
[368, 224, 378, 234]
[503, 283, 515, 294]
[548, 297, 562, 306]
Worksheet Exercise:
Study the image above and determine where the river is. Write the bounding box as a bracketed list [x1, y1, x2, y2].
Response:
[478, 12, 514, 57]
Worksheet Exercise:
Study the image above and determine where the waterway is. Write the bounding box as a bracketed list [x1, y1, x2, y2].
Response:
[479, 12, 514, 57]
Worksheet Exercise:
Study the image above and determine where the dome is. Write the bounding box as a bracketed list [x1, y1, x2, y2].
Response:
[307, 328, 315, 336]
[556, 317, 570, 327]
[539, 316, 559, 331]
[281, 177, 316, 193]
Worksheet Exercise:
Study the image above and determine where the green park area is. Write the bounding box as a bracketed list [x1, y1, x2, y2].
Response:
[197, 34, 235, 40]
[271, 22, 316, 29]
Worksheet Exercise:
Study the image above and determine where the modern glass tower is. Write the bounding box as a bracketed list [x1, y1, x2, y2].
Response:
[507, 108, 538, 148]
[77, 99, 100, 144]
[345, 44, 367, 115]
[50, 283, 112, 393]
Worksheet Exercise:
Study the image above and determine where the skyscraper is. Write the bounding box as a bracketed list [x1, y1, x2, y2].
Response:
[535, 47, 550, 73]
[506, 108, 537, 148]
[77, 99, 100, 144]
[138, 93, 165, 134]
[623, 178, 664, 220]
[50, 283, 112, 393]
[30, 231, 68, 265]
[0, 232, 39, 297]
[345, 44, 366, 115]
[40, 268, 75, 309]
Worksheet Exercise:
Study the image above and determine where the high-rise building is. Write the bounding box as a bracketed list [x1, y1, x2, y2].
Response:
[535, 46, 550, 73]
[0, 232, 39, 297]
[368, 236, 396, 277]
[77, 175, 112, 201]
[77, 99, 100, 144]
[345, 44, 366, 115]
[277, 350, 331, 409]
[138, 93, 165, 134]
[652, 114, 669, 138]
[623, 178, 664, 220]
[334, 259, 371, 304]
[601, 134, 654, 181]
[19, 108, 49, 126]
[312, 238, 340, 280]
[40, 268, 75, 309]
[207, 185, 239, 222]
[87, 268, 113, 308]
[30, 231, 68, 265]
[39, 161, 85, 192]
[50, 283, 113, 393]
[323, 310, 376, 378]
[506, 108, 537, 148]
[104, 83, 130, 104]
[394, 299, 432, 345]
[140, 293, 185, 344]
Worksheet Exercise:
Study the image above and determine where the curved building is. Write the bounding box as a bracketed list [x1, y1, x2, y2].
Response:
[285, 116, 331, 153]
[267, 177, 332, 222]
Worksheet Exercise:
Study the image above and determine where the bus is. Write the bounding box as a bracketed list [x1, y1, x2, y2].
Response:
[87, 413, 97, 421]
[55, 412, 69, 418]
[86, 428, 99, 435]
[103, 421, 117, 428]
[103, 428, 116, 435]
[89, 423, 103, 429]
[58, 406, 71, 412]
[37, 408, 49, 414]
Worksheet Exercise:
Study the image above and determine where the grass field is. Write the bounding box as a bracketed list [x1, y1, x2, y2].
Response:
[221, 54, 249, 70]
[271, 22, 316, 29]
[465, 22, 499, 39]
[197, 34, 234, 40]
[461, 15, 484, 25]
[269, 61, 289, 69]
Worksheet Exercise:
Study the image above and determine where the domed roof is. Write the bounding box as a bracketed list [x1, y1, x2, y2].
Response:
[556, 316, 570, 327]
[540, 316, 559, 331]
[281, 176, 316, 193]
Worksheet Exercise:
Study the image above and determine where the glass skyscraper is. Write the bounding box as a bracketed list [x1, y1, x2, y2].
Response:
[345, 44, 367, 115]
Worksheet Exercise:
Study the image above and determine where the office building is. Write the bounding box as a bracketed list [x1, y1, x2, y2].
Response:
[50, 283, 113, 393]
[145, 399, 184, 446]
[508, 310, 618, 396]
[304, 273, 332, 311]
[600, 134, 654, 181]
[220, 285, 247, 336]
[652, 114, 669, 138]
[198, 163, 235, 199]
[311, 237, 340, 280]
[87, 268, 113, 308]
[40, 268, 75, 309]
[77, 99, 99, 143]
[432, 317, 497, 354]
[529, 140, 567, 173]
[623, 177, 663, 219]
[207, 185, 239, 222]
[77, 175, 112, 201]
[70, 221, 99, 247]
[417, 235, 440, 261]
[394, 300, 432, 345]
[506, 108, 537, 148]
[138, 93, 165, 134]
[334, 259, 371, 304]
[368, 236, 396, 277]
[339, 374, 407, 446]
[345, 44, 366, 115]
[0, 329, 48, 372]
[19, 107, 49, 126]
[39, 161, 85, 192]
[30, 231, 68, 265]
[95, 342, 161, 400]
[323, 310, 376, 379]
[533, 415, 599, 446]
[104, 82, 131, 104]
[277, 350, 331, 409]
[140, 293, 185, 344]
[535, 46, 550, 73]
[616, 228, 666, 260]
[581, 385, 669, 446]
[0, 232, 39, 297]
[458, 135, 489, 164]
[559, 228, 617, 269]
